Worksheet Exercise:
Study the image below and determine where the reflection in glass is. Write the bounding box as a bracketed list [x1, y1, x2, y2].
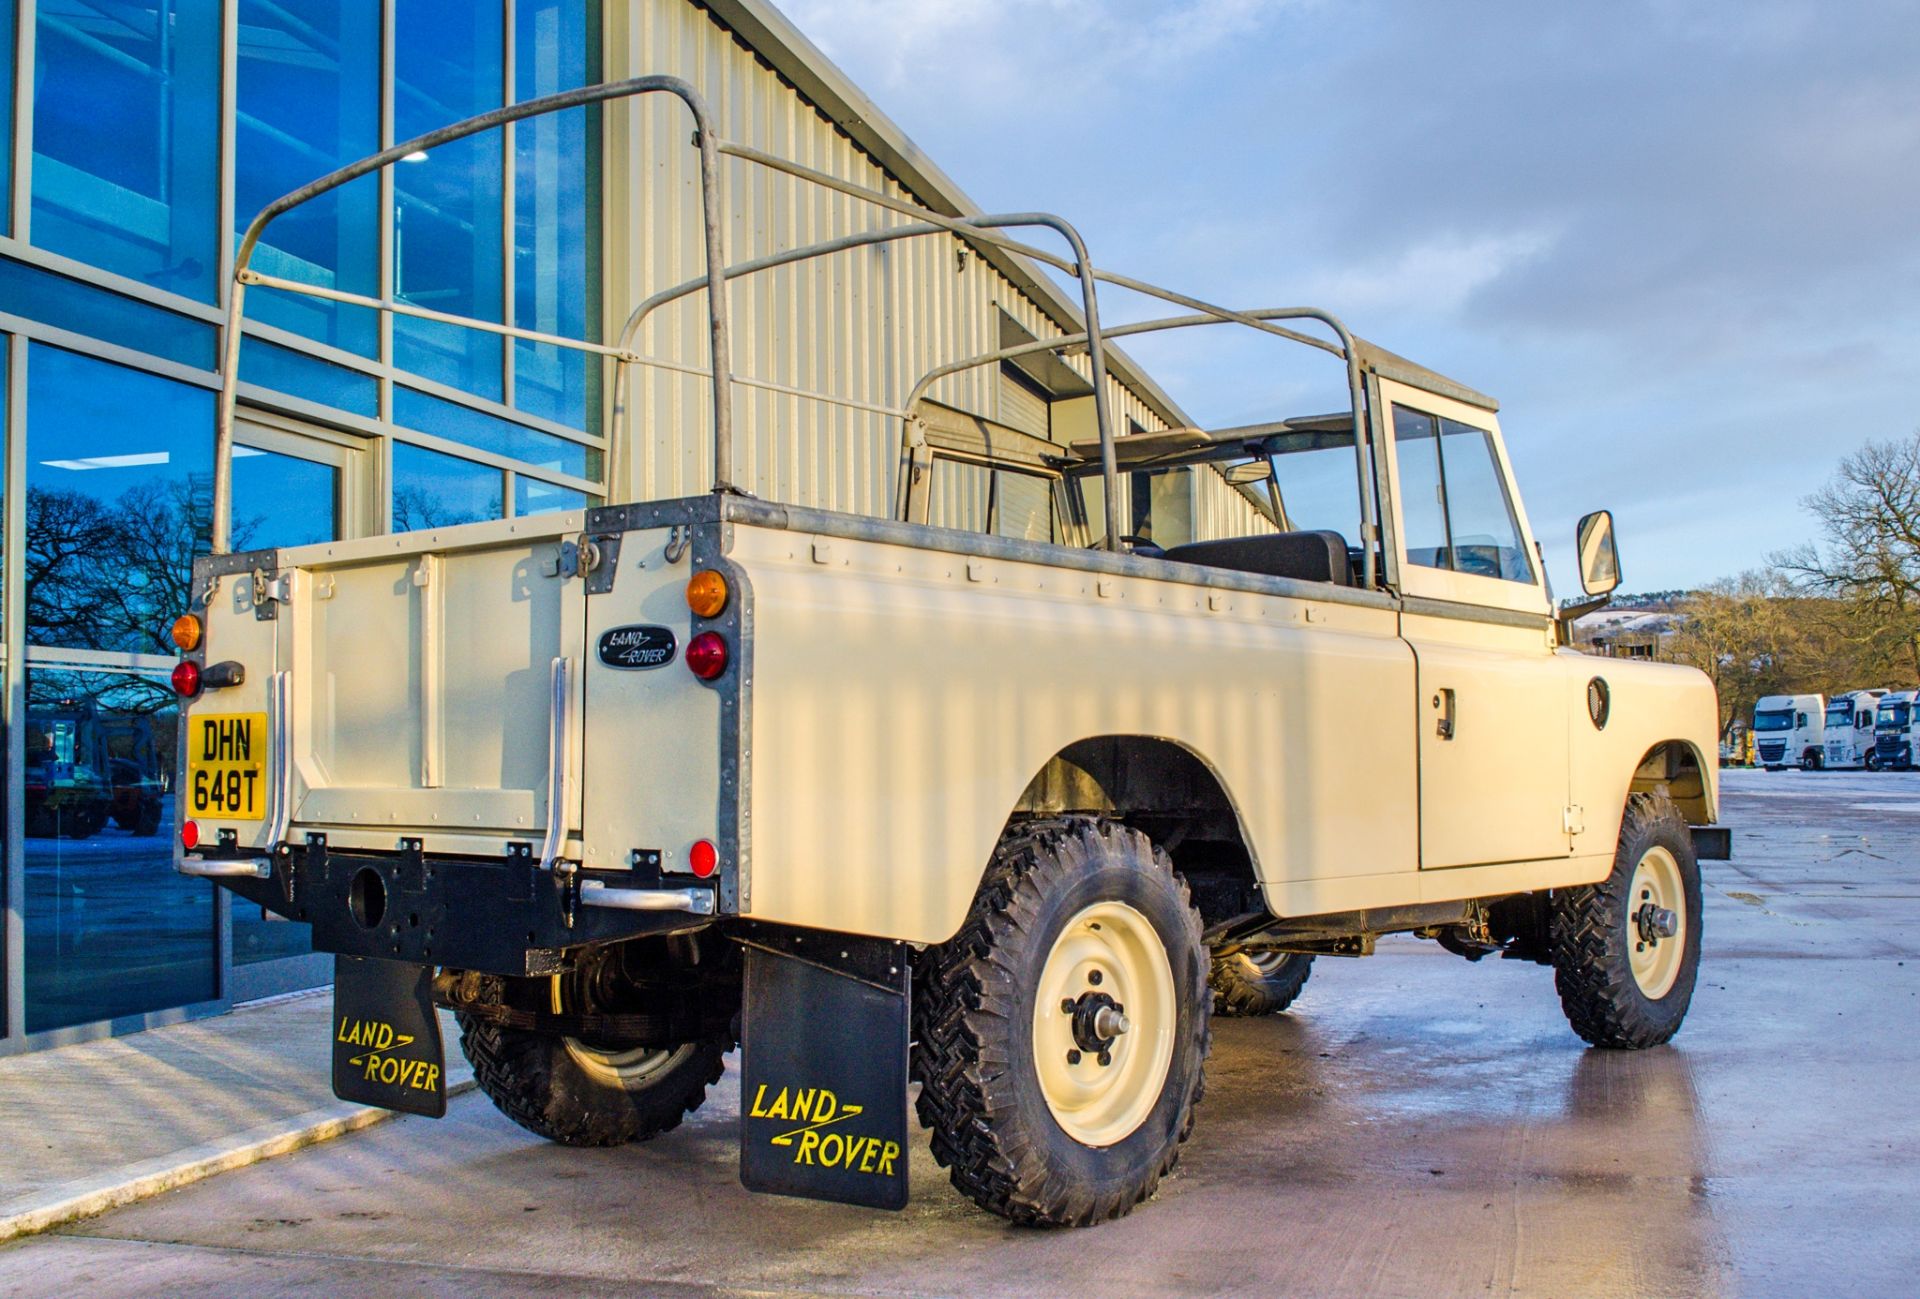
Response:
[514, 0, 597, 429]
[392, 443, 502, 531]
[26, 346, 214, 656]
[236, 1, 381, 353]
[0, 256, 217, 370]
[32, 0, 221, 299]
[23, 666, 217, 1034]
[393, 386, 593, 479]
[239, 336, 380, 416]
[231, 447, 339, 549]
[393, 0, 505, 400]
[516, 477, 588, 517]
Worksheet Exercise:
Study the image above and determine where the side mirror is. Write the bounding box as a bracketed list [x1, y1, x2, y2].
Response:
[1576, 510, 1620, 597]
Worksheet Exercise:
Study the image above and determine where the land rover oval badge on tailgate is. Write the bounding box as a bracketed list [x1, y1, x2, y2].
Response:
[599, 624, 677, 669]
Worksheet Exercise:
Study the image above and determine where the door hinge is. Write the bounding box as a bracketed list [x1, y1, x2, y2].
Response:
[1563, 804, 1585, 835]
[251, 569, 291, 620]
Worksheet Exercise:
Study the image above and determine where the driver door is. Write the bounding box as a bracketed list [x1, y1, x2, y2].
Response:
[1379, 378, 1572, 869]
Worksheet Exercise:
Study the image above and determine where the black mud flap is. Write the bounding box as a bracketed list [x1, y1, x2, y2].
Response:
[739, 933, 910, 1211]
[331, 955, 447, 1118]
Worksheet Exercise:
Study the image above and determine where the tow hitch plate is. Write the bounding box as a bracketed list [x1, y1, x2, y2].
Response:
[331, 956, 447, 1118]
[740, 936, 910, 1211]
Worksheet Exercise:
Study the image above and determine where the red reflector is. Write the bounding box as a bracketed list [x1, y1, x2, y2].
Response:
[686, 631, 728, 680]
[181, 820, 200, 850]
[689, 839, 718, 879]
[171, 660, 202, 697]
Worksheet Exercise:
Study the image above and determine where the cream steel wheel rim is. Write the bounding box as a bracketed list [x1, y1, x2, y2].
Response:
[1031, 900, 1177, 1147]
[1627, 846, 1686, 1000]
[551, 977, 694, 1088]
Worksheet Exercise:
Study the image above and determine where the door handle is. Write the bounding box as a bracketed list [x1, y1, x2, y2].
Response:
[1433, 687, 1456, 741]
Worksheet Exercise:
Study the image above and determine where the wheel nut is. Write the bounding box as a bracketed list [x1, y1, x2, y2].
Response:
[1088, 970, 1103, 986]
[1098, 1051, 1112, 1066]
[1062, 999, 1077, 1014]
[1067, 1049, 1082, 1065]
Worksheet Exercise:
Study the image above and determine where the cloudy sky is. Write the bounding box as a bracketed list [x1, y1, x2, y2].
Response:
[780, 0, 1920, 595]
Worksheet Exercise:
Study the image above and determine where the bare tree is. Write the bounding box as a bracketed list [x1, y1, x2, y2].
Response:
[1776, 430, 1920, 682]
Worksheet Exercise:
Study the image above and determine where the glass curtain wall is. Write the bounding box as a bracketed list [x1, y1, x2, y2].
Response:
[21, 345, 218, 1034]
[3, 2, 602, 1047]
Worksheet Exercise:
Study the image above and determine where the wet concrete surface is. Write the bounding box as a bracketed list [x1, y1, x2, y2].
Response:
[2, 768, 1915, 1297]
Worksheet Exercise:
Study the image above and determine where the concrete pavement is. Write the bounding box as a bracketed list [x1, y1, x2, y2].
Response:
[0, 988, 472, 1243]
[0, 768, 1915, 1296]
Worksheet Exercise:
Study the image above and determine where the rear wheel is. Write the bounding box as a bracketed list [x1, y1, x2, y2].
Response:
[1209, 950, 1313, 1017]
[457, 943, 733, 1147]
[1550, 794, 1702, 1049]
[913, 820, 1210, 1227]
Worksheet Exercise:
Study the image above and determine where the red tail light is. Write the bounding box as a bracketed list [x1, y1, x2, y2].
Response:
[171, 660, 202, 697]
[686, 631, 728, 680]
[180, 820, 200, 850]
[689, 839, 718, 879]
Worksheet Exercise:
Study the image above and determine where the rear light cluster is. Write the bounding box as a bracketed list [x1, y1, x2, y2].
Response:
[683, 570, 731, 680]
[171, 613, 202, 696]
[171, 659, 201, 698]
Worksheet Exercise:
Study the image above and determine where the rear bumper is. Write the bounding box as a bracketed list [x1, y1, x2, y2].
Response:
[187, 839, 719, 976]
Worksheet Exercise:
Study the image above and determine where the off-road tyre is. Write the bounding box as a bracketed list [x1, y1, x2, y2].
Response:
[457, 1018, 727, 1147]
[1551, 793, 1702, 1049]
[1209, 951, 1313, 1017]
[912, 819, 1210, 1227]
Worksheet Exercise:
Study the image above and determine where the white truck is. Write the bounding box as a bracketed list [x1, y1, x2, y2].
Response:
[170, 80, 1726, 1226]
[1752, 693, 1824, 771]
[1823, 690, 1888, 770]
[1874, 691, 1920, 771]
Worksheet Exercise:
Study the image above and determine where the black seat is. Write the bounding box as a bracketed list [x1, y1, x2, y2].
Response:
[1161, 530, 1352, 586]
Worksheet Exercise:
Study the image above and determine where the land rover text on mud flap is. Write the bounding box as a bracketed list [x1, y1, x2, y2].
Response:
[174, 78, 1726, 1226]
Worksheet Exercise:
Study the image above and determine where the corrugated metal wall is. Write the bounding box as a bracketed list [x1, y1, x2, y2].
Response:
[604, 0, 1271, 541]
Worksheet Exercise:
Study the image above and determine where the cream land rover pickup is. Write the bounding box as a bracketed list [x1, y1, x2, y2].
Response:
[173, 78, 1725, 1227]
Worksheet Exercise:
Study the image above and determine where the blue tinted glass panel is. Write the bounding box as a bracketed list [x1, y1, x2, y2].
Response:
[32, 0, 221, 300]
[239, 336, 379, 416]
[0, 0, 13, 236]
[393, 386, 593, 479]
[0, 256, 216, 370]
[23, 665, 217, 1033]
[514, 0, 597, 429]
[516, 478, 589, 517]
[237, 1, 381, 354]
[231, 447, 337, 549]
[26, 346, 214, 656]
[394, 0, 504, 400]
[392, 442, 502, 531]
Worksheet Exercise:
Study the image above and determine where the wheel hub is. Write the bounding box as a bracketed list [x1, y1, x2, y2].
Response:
[1626, 846, 1687, 1000]
[1031, 900, 1177, 1148]
[1067, 991, 1130, 1055]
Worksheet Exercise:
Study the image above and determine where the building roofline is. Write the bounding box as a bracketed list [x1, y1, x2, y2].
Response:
[702, 0, 1198, 429]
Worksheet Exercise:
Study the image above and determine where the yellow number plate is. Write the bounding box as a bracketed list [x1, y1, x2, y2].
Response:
[188, 712, 268, 821]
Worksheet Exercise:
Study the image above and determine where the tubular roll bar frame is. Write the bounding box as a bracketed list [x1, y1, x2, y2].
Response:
[213, 79, 1377, 581]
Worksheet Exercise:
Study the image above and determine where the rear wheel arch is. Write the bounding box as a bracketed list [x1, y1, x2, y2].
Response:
[1011, 735, 1266, 931]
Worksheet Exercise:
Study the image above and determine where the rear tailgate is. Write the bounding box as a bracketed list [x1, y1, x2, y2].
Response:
[188, 514, 590, 855]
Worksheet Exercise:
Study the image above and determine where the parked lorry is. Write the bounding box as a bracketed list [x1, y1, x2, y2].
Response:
[1752, 694, 1823, 771]
[1824, 690, 1888, 771]
[173, 79, 1726, 1226]
[1875, 691, 1920, 770]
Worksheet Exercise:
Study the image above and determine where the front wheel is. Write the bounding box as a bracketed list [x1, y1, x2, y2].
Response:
[912, 820, 1210, 1227]
[1550, 794, 1702, 1049]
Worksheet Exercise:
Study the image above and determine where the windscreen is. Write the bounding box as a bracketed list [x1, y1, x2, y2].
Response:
[1826, 702, 1853, 728]
[1752, 709, 1795, 732]
[1878, 703, 1910, 731]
